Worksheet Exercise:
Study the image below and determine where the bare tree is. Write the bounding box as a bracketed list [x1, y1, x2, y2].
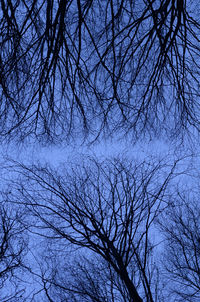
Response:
[0, 0, 199, 141]
[7, 156, 182, 301]
[0, 200, 27, 302]
[159, 187, 200, 302]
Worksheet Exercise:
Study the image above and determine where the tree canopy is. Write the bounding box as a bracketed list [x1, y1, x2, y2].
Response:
[0, 1, 200, 301]
[0, 0, 200, 141]
[4, 155, 199, 301]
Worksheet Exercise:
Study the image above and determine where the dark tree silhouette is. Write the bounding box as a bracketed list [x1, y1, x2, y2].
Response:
[0, 0, 199, 141]
[159, 189, 200, 302]
[8, 156, 181, 301]
[0, 201, 27, 302]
